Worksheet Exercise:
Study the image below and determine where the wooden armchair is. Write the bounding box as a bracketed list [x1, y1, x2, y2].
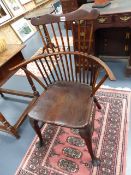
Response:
[12, 8, 116, 166]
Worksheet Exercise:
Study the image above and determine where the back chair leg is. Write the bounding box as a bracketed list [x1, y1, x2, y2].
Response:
[93, 97, 101, 110]
[29, 118, 44, 148]
[79, 124, 100, 166]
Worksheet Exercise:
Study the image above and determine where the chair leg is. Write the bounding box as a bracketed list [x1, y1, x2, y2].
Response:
[29, 118, 44, 148]
[93, 97, 101, 110]
[79, 125, 100, 166]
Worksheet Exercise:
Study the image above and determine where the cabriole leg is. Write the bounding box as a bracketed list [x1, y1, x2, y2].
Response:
[29, 118, 44, 148]
[79, 124, 100, 166]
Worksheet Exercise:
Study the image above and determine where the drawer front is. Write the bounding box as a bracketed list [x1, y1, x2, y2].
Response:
[96, 15, 112, 24]
[95, 28, 130, 56]
[115, 13, 131, 23]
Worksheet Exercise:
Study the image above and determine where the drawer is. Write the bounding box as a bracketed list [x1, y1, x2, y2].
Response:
[95, 28, 130, 56]
[96, 15, 112, 24]
[115, 13, 131, 23]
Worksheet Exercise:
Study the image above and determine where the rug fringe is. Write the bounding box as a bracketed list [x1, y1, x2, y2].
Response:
[123, 92, 131, 175]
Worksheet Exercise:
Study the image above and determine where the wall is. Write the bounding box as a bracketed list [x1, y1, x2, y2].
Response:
[22, 31, 43, 58]
[0, 0, 53, 44]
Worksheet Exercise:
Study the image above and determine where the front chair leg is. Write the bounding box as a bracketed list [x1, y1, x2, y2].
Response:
[79, 124, 100, 166]
[29, 118, 44, 148]
[93, 97, 101, 110]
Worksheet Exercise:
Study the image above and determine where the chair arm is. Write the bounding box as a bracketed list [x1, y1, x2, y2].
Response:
[88, 54, 116, 81]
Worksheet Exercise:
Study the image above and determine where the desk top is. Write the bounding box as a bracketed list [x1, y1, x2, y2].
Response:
[81, 0, 131, 15]
[25, 6, 55, 20]
[0, 44, 25, 67]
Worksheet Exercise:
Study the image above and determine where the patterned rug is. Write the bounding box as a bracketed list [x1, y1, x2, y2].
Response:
[15, 89, 130, 175]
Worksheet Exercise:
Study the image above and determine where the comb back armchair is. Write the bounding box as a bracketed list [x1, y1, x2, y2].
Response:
[12, 8, 116, 166]
[12, 51, 115, 166]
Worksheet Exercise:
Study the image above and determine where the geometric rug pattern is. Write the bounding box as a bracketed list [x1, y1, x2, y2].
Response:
[15, 89, 130, 175]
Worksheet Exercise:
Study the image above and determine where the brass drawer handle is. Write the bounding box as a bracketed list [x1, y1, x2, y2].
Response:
[126, 32, 130, 39]
[125, 45, 129, 51]
[98, 17, 107, 23]
[80, 32, 85, 37]
[120, 16, 131, 22]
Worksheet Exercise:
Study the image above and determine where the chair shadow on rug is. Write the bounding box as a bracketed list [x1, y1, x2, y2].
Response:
[11, 8, 116, 166]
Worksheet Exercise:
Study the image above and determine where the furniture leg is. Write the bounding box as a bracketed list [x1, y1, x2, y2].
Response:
[0, 113, 19, 138]
[79, 124, 100, 166]
[29, 118, 44, 148]
[126, 55, 131, 76]
[93, 96, 101, 110]
[0, 93, 4, 97]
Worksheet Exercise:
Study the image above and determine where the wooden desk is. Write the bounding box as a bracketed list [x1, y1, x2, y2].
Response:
[60, 0, 131, 75]
[80, 0, 131, 75]
[0, 45, 36, 138]
[0, 44, 25, 86]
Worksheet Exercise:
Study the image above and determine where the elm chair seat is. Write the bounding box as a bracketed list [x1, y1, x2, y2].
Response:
[29, 81, 93, 128]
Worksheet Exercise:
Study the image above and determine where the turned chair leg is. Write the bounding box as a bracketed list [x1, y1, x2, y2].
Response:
[93, 97, 101, 110]
[29, 118, 44, 148]
[79, 124, 100, 166]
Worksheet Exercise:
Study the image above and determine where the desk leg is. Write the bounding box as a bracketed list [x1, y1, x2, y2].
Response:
[0, 93, 4, 97]
[125, 55, 131, 76]
[0, 113, 19, 138]
[125, 39, 131, 76]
